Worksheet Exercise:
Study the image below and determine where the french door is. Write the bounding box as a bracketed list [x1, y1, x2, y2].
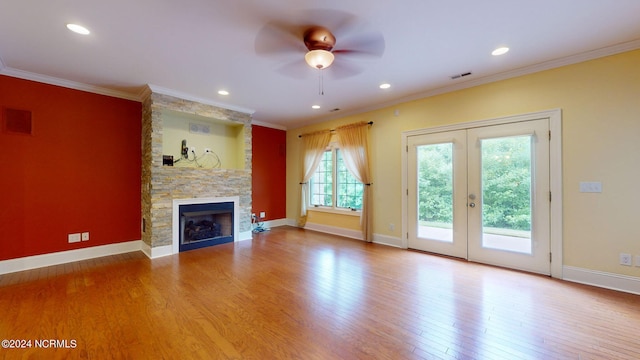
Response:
[407, 119, 551, 275]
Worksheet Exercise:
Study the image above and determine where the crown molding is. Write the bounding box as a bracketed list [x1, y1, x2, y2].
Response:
[0, 66, 142, 102]
[147, 84, 255, 116]
[326, 39, 640, 123]
[251, 119, 287, 131]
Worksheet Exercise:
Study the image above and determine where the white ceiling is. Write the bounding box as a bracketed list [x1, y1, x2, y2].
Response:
[1, 1, 640, 130]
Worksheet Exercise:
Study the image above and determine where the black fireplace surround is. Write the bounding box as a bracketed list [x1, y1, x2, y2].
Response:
[179, 202, 234, 252]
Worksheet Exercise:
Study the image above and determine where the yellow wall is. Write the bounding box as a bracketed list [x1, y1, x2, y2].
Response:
[287, 49, 640, 277]
[162, 110, 244, 169]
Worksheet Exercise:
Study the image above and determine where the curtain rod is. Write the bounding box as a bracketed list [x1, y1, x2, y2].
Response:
[298, 121, 373, 138]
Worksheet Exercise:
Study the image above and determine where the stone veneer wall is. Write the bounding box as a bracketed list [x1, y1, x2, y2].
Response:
[141, 90, 252, 249]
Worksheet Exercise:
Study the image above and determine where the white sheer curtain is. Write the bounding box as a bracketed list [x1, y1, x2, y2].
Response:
[298, 131, 332, 227]
[335, 122, 373, 242]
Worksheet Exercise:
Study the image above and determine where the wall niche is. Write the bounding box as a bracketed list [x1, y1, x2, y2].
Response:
[161, 109, 246, 170]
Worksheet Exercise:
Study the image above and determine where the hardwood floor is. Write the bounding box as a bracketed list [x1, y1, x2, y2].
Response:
[1, 226, 639, 359]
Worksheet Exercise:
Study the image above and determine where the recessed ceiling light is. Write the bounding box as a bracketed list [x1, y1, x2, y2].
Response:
[66, 24, 90, 35]
[492, 47, 509, 56]
[379, 83, 391, 89]
[218, 90, 229, 96]
[311, 105, 321, 110]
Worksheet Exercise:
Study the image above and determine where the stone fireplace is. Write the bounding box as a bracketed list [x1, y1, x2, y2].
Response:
[141, 87, 253, 258]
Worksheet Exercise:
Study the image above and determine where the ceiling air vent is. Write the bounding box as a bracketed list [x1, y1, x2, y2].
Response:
[450, 71, 472, 80]
[329, 108, 341, 113]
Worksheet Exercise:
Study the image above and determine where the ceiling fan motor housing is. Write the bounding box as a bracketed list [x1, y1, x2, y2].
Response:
[303, 26, 336, 51]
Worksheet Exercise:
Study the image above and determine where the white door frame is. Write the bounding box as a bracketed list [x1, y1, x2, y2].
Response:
[401, 109, 563, 278]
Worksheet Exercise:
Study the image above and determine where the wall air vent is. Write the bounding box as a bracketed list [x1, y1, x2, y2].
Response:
[3, 107, 33, 135]
[450, 71, 472, 80]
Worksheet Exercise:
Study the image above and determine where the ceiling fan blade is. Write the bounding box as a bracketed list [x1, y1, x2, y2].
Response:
[296, 8, 359, 37]
[255, 20, 307, 57]
[274, 59, 314, 80]
[326, 59, 363, 80]
[333, 31, 385, 58]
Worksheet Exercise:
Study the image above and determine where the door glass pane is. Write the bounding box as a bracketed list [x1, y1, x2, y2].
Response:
[480, 136, 532, 254]
[417, 143, 453, 242]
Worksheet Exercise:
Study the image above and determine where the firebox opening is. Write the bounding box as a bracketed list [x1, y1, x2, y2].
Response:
[179, 201, 234, 252]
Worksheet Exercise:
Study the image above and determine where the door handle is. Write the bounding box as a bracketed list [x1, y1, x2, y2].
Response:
[469, 202, 476, 208]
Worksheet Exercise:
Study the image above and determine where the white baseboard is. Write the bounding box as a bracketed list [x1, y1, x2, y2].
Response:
[250, 218, 293, 233]
[141, 243, 172, 259]
[0, 240, 142, 275]
[373, 233, 404, 248]
[238, 230, 253, 241]
[304, 222, 364, 241]
[563, 265, 640, 295]
[303, 222, 404, 248]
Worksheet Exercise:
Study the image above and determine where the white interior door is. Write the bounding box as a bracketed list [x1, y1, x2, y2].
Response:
[407, 119, 551, 275]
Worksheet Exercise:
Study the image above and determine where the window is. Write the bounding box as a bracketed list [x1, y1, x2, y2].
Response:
[309, 147, 364, 210]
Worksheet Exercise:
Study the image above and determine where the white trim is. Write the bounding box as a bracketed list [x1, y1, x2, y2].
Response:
[563, 266, 640, 296]
[0, 241, 142, 275]
[253, 218, 290, 231]
[251, 120, 287, 131]
[401, 109, 563, 278]
[140, 243, 173, 259]
[373, 233, 404, 248]
[549, 111, 563, 278]
[0, 67, 141, 101]
[172, 196, 241, 254]
[148, 84, 255, 115]
[238, 231, 253, 241]
[304, 222, 364, 241]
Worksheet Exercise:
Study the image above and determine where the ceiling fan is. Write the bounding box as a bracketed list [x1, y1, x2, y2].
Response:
[254, 9, 385, 80]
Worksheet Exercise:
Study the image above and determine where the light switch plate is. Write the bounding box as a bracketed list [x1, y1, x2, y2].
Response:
[579, 181, 602, 193]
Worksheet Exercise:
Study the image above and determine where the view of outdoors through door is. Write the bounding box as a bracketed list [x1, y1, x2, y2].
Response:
[417, 143, 454, 243]
[479, 135, 532, 254]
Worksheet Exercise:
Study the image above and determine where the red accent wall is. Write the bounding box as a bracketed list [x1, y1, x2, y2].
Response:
[252, 125, 286, 221]
[0, 75, 142, 261]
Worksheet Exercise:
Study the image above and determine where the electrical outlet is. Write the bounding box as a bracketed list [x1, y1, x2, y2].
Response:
[620, 253, 632, 266]
[259, 211, 266, 218]
[388, 223, 395, 231]
[68, 233, 81, 243]
[81, 232, 89, 241]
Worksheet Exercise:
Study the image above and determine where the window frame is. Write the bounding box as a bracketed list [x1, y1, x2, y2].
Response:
[309, 144, 363, 215]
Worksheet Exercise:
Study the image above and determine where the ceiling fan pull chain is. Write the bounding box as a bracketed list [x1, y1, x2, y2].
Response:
[319, 69, 324, 96]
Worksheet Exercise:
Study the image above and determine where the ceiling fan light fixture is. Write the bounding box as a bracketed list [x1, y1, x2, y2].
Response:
[305, 50, 335, 70]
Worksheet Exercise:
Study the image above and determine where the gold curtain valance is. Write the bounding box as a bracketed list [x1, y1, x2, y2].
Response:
[298, 121, 373, 138]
